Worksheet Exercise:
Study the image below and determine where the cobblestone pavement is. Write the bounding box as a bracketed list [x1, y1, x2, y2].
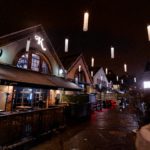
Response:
[29, 105, 138, 150]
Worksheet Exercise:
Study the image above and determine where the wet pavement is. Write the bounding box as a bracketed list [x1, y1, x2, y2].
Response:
[29, 105, 138, 150]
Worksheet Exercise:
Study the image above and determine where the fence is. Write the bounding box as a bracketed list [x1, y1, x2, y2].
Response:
[0, 106, 64, 147]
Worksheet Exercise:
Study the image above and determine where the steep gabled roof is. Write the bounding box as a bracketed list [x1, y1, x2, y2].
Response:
[89, 66, 102, 76]
[60, 52, 81, 70]
[0, 25, 64, 70]
[60, 53, 92, 83]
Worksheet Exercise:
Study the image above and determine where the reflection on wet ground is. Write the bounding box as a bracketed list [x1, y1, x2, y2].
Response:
[30, 105, 138, 150]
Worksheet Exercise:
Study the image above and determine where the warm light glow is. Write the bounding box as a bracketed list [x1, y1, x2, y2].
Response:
[116, 75, 119, 81]
[56, 90, 60, 94]
[121, 79, 124, 84]
[111, 46, 114, 59]
[105, 68, 108, 75]
[144, 81, 150, 89]
[65, 38, 69, 52]
[91, 71, 93, 77]
[26, 38, 31, 52]
[147, 25, 150, 41]
[91, 57, 94, 67]
[124, 64, 127, 72]
[35, 35, 46, 51]
[134, 77, 136, 83]
[59, 69, 63, 75]
[83, 12, 89, 32]
[78, 65, 81, 72]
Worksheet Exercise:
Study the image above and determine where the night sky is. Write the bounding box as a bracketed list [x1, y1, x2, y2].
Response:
[0, 0, 150, 79]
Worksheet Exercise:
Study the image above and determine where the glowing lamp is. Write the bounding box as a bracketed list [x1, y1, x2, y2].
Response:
[83, 12, 89, 32]
[134, 77, 136, 83]
[144, 81, 150, 89]
[65, 38, 69, 52]
[111, 46, 114, 59]
[105, 68, 108, 75]
[124, 64, 127, 72]
[147, 25, 150, 41]
[91, 71, 93, 77]
[91, 57, 94, 67]
[116, 75, 119, 81]
[121, 79, 124, 84]
[26, 38, 31, 52]
[59, 69, 63, 75]
[78, 65, 81, 72]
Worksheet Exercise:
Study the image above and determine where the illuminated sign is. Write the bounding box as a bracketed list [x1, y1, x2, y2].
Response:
[34, 35, 46, 51]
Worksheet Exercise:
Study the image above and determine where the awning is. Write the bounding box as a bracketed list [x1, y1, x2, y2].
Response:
[0, 63, 81, 91]
[48, 76, 82, 91]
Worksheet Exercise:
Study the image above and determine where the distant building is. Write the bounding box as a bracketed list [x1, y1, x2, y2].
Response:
[60, 53, 93, 93]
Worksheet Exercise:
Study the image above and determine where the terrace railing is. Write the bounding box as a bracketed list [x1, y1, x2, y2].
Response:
[0, 106, 65, 147]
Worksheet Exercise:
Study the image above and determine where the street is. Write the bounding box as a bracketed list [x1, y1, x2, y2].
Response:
[29, 104, 138, 150]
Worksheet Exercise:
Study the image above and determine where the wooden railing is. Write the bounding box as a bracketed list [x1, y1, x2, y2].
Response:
[0, 106, 65, 147]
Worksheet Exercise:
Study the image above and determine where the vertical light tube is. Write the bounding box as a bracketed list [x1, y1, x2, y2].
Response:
[78, 65, 81, 72]
[83, 11, 89, 32]
[111, 46, 114, 59]
[121, 79, 124, 84]
[147, 25, 150, 41]
[134, 77, 136, 83]
[124, 64, 127, 72]
[26, 38, 31, 52]
[91, 71, 93, 77]
[116, 75, 119, 81]
[65, 38, 69, 52]
[91, 57, 94, 67]
[105, 68, 108, 75]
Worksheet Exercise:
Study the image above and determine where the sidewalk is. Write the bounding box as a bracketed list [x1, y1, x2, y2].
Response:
[29, 105, 138, 150]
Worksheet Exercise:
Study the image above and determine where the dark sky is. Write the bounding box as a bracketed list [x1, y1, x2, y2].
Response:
[0, 0, 150, 78]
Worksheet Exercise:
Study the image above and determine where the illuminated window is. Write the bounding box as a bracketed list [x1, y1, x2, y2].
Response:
[31, 54, 40, 71]
[42, 61, 48, 74]
[16, 51, 50, 74]
[17, 54, 28, 69]
[143, 81, 150, 89]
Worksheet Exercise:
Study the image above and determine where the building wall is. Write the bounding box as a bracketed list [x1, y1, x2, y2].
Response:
[0, 32, 61, 76]
[67, 58, 91, 84]
[93, 68, 108, 86]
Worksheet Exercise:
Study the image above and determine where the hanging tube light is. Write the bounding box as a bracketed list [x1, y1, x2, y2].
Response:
[83, 11, 89, 32]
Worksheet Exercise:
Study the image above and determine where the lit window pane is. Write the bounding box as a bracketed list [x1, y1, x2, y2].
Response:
[31, 54, 40, 71]
[17, 54, 28, 69]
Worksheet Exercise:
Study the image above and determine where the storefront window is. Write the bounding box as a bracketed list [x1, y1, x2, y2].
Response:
[14, 87, 48, 109]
